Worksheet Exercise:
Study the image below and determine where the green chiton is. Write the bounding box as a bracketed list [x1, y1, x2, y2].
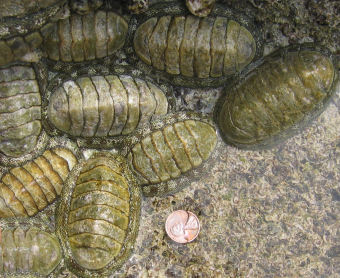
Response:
[216, 48, 337, 148]
[0, 65, 42, 157]
[47, 75, 168, 137]
[132, 2, 259, 87]
[0, 148, 77, 218]
[0, 0, 66, 66]
[0, 226, 62, 276]
[56, 153, 140, 277]
[42, 10, 128, 62]
[127, 119, 217, 196]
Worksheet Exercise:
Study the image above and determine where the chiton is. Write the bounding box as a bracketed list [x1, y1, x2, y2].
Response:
[0, 0, 67, 66]
[216, 47, 338, 148]
[42, 10, 128, 62]
[47, 74, 168, 137]
[131, 2, 261, 87]
[0, 226, 61, 276]
[0, 65, 43, 157]
[0, 148, 77, 218]
[56, 153, 140, 277]
[127, 119, 217, 196]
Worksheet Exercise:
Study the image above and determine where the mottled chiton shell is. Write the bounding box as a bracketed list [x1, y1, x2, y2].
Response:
[127, 119, 217, 196]
[42, 10, 128, 62]
[56, 153, 140, 277]
[0, 226, 61, 276]
[0, 148, 77, 218]
[0, 65, 42, 157]
[132, 2, 260, 87]
[216, 48, 337, 148]
[0, 0, 67, 66]
[47, 75, 168, 137]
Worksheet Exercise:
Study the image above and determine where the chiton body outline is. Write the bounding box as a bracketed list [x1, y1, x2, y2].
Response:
[0, 221, 62, 277]
[56, 152, 141, 278]
[0, 147, 78, 219]
[127, 1, 263, 88]
[214, 44, 339, 149]
[0, 63, 50, 163]
[124, 112, 217, 197]
[42, 65, 175, 148]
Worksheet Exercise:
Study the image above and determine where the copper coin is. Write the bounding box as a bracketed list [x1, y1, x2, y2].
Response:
[165, 210, 200, 243]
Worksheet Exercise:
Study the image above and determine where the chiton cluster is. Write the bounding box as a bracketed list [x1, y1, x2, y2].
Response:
[0, 0, 338, 277]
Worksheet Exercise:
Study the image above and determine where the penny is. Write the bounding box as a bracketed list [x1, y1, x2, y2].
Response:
[165, 210, 200, 243]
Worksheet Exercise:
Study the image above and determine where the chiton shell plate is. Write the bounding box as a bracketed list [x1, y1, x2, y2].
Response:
[56, 152, 140, 277]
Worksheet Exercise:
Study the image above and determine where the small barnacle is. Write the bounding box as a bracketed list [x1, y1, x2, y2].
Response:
[47, 74, 168, 137]
[42, 10, 128, 62]
[127, 118, 217, 196]
[0, 148, 78, 218]
[186, 0, 216, 17]
[216, 47, 337, 148]
[0, 65, 42, 157]
[0, 226, 61, 276]
[56, 153, 140, 277]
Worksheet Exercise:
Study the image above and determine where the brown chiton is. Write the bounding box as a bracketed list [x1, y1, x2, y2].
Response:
[0, 226, 61, 276]
[42, 10, 128, 62]
[216, 47, 338, 148]
[56, 153, 140, 277]
[127, 119, 217, 196]
[0, 65, 43, 157]
[0, 148, 77, 218]
[47, 74, 168, 137]
[0, 0, 67, 66]
[131, 2, 261, 87]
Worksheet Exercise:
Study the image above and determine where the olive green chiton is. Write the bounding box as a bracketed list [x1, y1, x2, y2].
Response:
[133, 13, 256, 81]
[42, 10, 128, 62]
[127, 119, 217, 196]
[47, 75, 168, 137]
[0, 148, 77, 218]
[0, 65, 42, 157]
[217, 49, 337, 148]
[0, 226, 62, 276]
[57, 154, 140, 277]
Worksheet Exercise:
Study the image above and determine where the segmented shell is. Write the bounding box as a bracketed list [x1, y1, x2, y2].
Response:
[134, 15, 256, 78]
[47, 75, 168, 137]
[0, 226, 61, 276]
[217, 49, 337, 148]
[0, 65, 42, 157]
[127, 120, 217, 195]
[0, 148, 77, 218]
[42, 10, 128, 62]
[57, 154, 140, 276]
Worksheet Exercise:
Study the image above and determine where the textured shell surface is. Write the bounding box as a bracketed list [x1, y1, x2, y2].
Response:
[47, 74, 169, 138]
[216, 47, 337, 148]
[56, 153, 140, 277]
[127, 118, 217, 196]
[0, 147, 78, 218]
[131, 1, 261, 87]
[0, 226, 61, 276]
[42, 9, 128, 63]
[0, 0, 67, 66]
[0, 65, 43, 158]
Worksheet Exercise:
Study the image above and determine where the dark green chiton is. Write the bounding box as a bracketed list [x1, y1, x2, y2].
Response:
[127, 119, 217, 196]
[0, 65, 42, 157]
[47, 74, 168, 137]
[56, 153, 140, 277]
[0, 226, 61, 276]
[0, 148, 77, 218]
[216, 48, 337, 148]
[0, 0, 66, 66]
[42, 10, 128, 62]
[132, 2, 260, 87]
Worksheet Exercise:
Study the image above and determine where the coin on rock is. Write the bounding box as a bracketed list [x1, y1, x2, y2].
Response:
[165, 210, 200, 243]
